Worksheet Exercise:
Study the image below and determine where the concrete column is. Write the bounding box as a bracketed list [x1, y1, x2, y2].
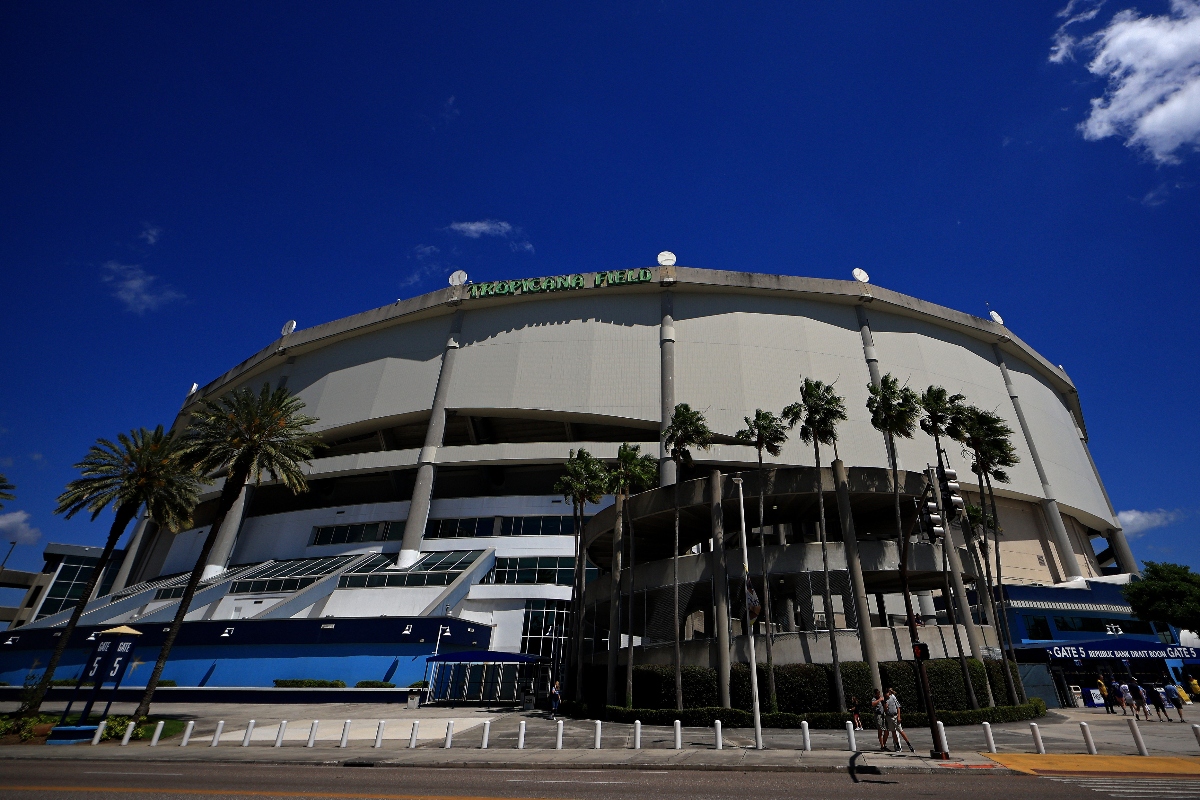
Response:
[942, 524, 989, 677]
[398, 312, 464, 568]
[201, 481, 251, 580]
[1106, 529, 1139, 576]
[659, 293, 676, 488]
[917, 591, 938, 625]
[854, 305, 895, 471]
[992, 345, 1082, 580]
[605, 494, 625, 706]
[709, 469, 731, 708]
[831, 459, 881, 693]
[110, 513, 151, 593]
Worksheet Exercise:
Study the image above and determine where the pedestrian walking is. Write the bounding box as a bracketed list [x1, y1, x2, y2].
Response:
[1120, 682, 1134, 716]
[1148, 685, 1169, 722]
[550, 680, 561, 720]
[871, 689, 888, 751]
[1134, 682, 1150, 720]
[849, 696, 863, 731]
[884, 688, 915, 753]
[1111, 679, 1126, 715]
[1164, 683, 1185, 722]
[1098, 676, 1113, 714]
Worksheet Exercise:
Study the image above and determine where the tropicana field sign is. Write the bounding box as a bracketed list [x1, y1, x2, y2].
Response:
[467, 268, 654, 299]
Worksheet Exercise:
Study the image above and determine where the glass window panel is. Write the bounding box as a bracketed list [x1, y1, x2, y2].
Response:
[541, 517, 561, 536]
[348, 524, 365, 543]
[363, 523, 380, 541]
[535, 569, 556, 584]
[476, 518, 494, 537]
[500, 518, 515, 536]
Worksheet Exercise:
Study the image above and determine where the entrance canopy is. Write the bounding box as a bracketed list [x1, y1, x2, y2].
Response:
[1044, 637, 1199, 662]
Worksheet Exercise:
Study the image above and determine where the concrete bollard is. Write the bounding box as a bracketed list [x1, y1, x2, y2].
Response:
[674, 720, 682, 750]
[444, 720, 454, 749]
[242, 720, 256, 747]
[275, 721, 288, 748]
[480, 720, 489, 750]
[180, 721, 194, 747]
[634, 720, 641, 749]
[1081, 722, 1097, 755]
[150, 720, 165, 747]
[340, 720, 351, 748]
[801, 720, 811, 752]
[937, 721, 949, 757]
[594, 720, 602, 749]
[715, 720, 722, 750]
[1128, 718, 1148, 757]
[210, 721, 224, 747]
[121, 721, 136, 746]
[1030, 722, 1045, 755]
[1192, 724, 1200, 752]
[982, 721, 996, 754]
[91, 720, 108, 746]
[517, 720, 525, 750]
[306, 720, 319, 748]
[375, 721, 386, 749]
[409, 720, 420, 749]
[846, 720, 857, 752]
[555, 719, 563, 750]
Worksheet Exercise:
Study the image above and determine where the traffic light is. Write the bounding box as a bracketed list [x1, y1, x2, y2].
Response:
[937, 465, 965, 519]
[913, 641, 930, 660]
[919, 498, 944, 539]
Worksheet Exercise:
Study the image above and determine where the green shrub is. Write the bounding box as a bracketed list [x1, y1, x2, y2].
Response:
[984, 659, 1022, 705]
[157, 680, 177, 687]
[272, 679, 346, 688]
[926, 658, 968, 711]
[878, 661, 920, 711]
[837, 661, 875, 710]
[773, 663, 830, 713]
[355, 681, 395, 688]
[631, 665, 717, 709]
[408, 680, 429, 688]
[100, 715, 145, 741]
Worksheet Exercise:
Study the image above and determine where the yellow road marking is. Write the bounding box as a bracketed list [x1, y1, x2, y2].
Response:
[983, 753, 1200, 775]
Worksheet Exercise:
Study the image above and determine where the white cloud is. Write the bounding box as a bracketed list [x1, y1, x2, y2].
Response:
[1050, 0, 1107, 64]
[1117, 508, 1181, 537]
[1055, 1, 1200, 163]
[411, 244, 439, 260]
[448, 220, 515, 238]
[102, 261, 184, 314]
[139, 223, 162, 245]
[0, 510, 41, 545]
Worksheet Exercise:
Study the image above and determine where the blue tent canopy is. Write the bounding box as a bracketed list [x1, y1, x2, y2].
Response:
[425, 650, 543, 663]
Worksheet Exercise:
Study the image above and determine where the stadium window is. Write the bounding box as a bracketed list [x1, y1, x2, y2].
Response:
[1023, 615, 1053, 640]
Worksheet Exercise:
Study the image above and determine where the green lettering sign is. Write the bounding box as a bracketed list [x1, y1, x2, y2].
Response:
[467, 268, 652, 299]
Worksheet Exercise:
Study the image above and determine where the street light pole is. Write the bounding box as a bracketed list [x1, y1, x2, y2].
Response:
[733, 477, 763, 750]
[0, 541, 16, 574]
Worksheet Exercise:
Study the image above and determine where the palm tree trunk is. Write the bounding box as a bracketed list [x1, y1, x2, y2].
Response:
[624, 504, 636, 708]
[757, 454, 777, 713]
[605, 491, 625, 707]
[984, 472, 1026, 704]
[570, 498, 586, 703]
[134, 467, 247, 721]
[24, 503, 137, 715]
[815, 442, 845, 712]
[672, 478, 683, 712]
[972, 466, 1016, 705]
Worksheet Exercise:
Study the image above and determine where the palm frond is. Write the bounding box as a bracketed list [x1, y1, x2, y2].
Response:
[918, 385, 966, 439]
[555, 448, 609, 506]
[663, 403, 713, 469]
[0, 473, 15, 509]
[735, 409, 788, 459]
[786, 378, 847, 447]
[866, 373, 920, 440]
[607, 442, 658, 496]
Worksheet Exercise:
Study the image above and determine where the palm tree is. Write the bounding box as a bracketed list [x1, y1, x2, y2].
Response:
[867, 373, 941, 735]
[604, 443, 658, 706]
[734, 409, 787, 712]
[784, 378, 848, 712]
[554, 447, 609, 703]
[23, 427, 202, 715]
[662, 403, 712, 712]
[949, 406, 1024, 704]
[133, 385, 318, 721]
[0, 473, 14, 508]
[917, 386, 986, 710]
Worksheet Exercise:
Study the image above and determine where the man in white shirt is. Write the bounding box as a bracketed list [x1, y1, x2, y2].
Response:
[885, 688, 915, 753]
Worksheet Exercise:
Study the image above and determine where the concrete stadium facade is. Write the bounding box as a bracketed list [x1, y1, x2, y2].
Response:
[6, 265, 1136, 697]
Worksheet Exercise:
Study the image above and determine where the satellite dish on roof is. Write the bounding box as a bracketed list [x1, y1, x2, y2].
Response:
[281, 320, 297, 336]
[657, 251, 677, 266]
[449, 270, 468, 286]
[852, 268, 870, 283]
[989, 310, 1004, 325]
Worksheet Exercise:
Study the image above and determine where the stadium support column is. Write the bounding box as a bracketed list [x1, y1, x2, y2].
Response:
[110, 513, 151, 592]
[855, 305, 895, 471]
[832, 459, 881, 694]
[992, 345, 1083, 580]
[201, 480, 251, 580]
[710, 469, 731, 708]
[399, 311, 465, 569]
[1107, 529, 1138, 576]
[659, 293, 676, 487]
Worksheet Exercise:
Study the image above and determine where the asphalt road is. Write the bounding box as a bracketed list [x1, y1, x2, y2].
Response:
[0, 761, 1104, 800]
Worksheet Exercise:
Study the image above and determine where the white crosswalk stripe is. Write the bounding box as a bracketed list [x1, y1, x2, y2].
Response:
[1044, 777, 1200, 798]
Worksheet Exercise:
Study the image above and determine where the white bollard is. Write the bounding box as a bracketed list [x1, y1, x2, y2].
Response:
[715, 720, 722, 750]
[674, 720, 682, 750]
[444, 720, 454, 749]
[634, 720, 641, 749]
[242, 720, 256, 747]
[801, 720, 811, 752]
[846, 720, 857, 752]
[1081, 721, 1097, 755]
[982, 721, 996, 754]
[480, 720, 489, 750]
[92, 720, 108, 745]
[180, 720, 194, 747]
[1030, 722, 1045, 755]
[1128, 718, 1148, 756]
[210, 720, 224, 747]
[150, 720, 165, 747]
[517, 720, 525, 750]
[340, 720, 351, 748]
[1192, 724, 1200, 752]
[374, 721, 385, 748]
[121, 721, 136, 746]
[306, 720, 319, 748]
[409, 720, 420, 749]
[594, 720, 602, 749]
[555, 719, 563, 750]
[275, 721, 288, 747]
[937, 721, 949, 757]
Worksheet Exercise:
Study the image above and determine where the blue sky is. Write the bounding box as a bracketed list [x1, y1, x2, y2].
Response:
[2, 2, 1198, 594]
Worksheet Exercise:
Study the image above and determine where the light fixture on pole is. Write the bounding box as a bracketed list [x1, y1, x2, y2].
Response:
[732, 476, 764, 750]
